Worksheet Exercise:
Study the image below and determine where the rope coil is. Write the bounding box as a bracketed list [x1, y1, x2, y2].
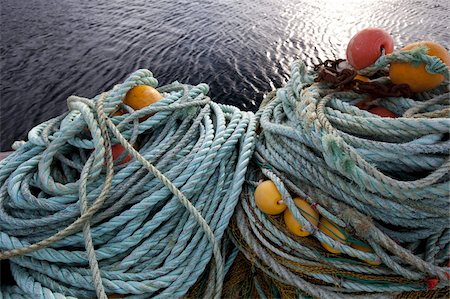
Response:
[0, 70, 256, 298]
[230, 51, 450, 298]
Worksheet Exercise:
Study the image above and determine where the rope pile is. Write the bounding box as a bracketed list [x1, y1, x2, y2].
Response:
[0, 70, 256, 298]
[229, 49, 450, 298]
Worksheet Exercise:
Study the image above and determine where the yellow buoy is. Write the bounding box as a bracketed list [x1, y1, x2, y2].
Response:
[284, 198, 319, 237]
[389, 41, 450, 92]
[351, 243, 381, 266]
[254, 180, 287, 215]
[124, 85, 163, 110]
[318, 218, 347, 254]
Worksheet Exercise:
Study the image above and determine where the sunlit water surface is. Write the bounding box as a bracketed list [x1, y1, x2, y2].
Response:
[1, 0, 449, 150]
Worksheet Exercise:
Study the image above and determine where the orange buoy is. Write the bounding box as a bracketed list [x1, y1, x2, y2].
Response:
[111, 144, 132, 164]
[368, 106, 397, 118]
[389, 41, 450, 92]
[254, 180, 287, 215]
[318, 218, 347, 254]
[124, 85, 163, 110]
[284, 198, 319, 237]
[346, 28, 394, 70]
[351, 243, 381, 266]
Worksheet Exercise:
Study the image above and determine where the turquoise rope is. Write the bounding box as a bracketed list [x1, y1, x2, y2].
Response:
[0, 70, 256, 298]
[233, 50, 449, 297]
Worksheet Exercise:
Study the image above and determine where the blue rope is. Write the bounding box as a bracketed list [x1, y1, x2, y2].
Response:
[0, 70, 256, 298]
[232, 50, 450, 297]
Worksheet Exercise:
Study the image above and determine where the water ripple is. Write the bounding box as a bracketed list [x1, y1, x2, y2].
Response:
[1, 0, 449, 150]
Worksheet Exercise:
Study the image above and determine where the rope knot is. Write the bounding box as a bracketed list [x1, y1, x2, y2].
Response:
[197, 83, 210, 95]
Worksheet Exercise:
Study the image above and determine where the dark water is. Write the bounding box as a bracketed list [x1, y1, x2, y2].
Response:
[1, 0, 449, 151]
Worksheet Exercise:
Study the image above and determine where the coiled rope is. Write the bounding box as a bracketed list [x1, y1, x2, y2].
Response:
[230, 49, 450, 298]
[0, 69, 256, 298]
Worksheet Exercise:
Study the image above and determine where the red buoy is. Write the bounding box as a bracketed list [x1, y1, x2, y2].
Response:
[346, 28, 394, 70]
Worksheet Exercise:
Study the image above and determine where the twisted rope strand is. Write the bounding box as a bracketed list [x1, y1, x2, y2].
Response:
[0, 70, 255, 298]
